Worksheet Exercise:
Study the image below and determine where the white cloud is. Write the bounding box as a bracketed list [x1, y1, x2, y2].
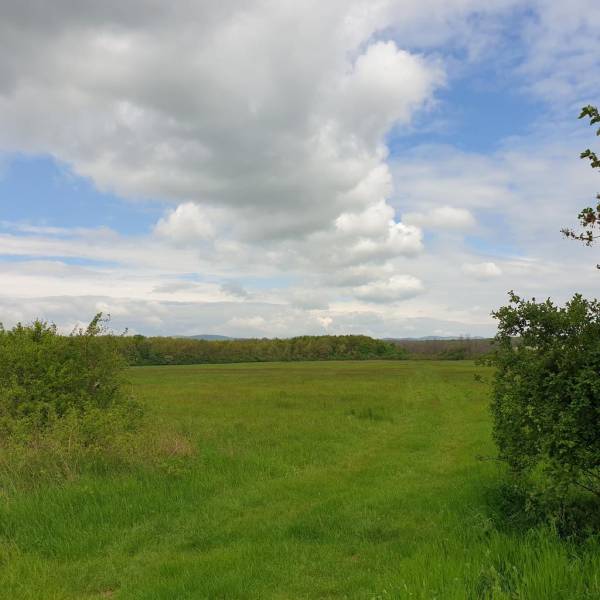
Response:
[336, 200, 395, 238]
[329, 264, 395, 287]
[0, 0, 450, 311]
[317, 316, 333, 329]
[288, 289, 330, 310]
[0, 1, 441, 244]
[337, 222, 423, 265]
[354, 275, 424, 303]
[392, 146, 514, 211]
[462, 262, 502, 279]
[391, 132, 598, 253]
[334, 40, 444, 146]
[403, 206, 476, 230]
[517, 0, 600, 105]
[154, 203, 216, 245]
[227, 316, 267, 331]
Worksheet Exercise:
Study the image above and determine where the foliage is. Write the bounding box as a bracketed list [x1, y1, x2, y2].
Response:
[489, 292, 600, 524]
[0, 315, 195, 490]
[561, 105, 600, 250]
[390, 337, 494, 360]
[438, 346, 469, 360]
[0, 314, 134, 434]
[119, 334, 406, 366]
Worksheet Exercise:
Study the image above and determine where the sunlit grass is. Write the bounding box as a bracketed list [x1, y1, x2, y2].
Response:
[0, 361, 598, 599]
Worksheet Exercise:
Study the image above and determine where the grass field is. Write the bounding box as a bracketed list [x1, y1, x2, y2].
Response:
[1, 361, 599, 599]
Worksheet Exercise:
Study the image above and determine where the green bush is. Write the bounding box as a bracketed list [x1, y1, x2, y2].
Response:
[0, 315, 196, 492]
[489, 292, 600, 527]
[439, 346, 468, 360]
[0, 314, 132, 433]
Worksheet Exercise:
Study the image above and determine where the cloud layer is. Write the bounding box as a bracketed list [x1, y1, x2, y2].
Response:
[0, 0, 599, 336]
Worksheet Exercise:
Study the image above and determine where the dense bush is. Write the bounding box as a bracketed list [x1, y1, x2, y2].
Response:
[0, 314, 134, 433]
[119, 334, 406, 366]
[489, 292, 600, 526]
[0, 315, 195, 490]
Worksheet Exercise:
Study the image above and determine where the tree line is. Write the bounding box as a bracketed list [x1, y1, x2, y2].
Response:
[389, 338, 493, 360]
[118, 334, 407, 365]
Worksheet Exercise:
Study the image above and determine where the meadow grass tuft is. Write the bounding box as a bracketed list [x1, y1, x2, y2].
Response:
[0, 360, 598, 599]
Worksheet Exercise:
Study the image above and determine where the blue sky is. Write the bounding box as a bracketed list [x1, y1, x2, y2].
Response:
[0, 156, 162, 235]
[0, 0, 599, 337]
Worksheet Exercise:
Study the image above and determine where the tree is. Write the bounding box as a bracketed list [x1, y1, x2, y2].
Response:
[561, 105, 600, 248]
[489, 292, 600, 520]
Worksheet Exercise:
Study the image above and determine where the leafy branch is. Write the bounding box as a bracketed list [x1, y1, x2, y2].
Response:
[561, 105, 600, 252]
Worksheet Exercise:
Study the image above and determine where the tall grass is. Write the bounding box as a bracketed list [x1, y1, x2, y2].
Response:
[0, 361, 598, 599]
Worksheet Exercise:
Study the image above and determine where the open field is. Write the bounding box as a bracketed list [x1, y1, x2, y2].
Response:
[1, 361, 599, 599]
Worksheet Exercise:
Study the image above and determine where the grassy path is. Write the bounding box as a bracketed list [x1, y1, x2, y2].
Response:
[1, 361, 599, 598]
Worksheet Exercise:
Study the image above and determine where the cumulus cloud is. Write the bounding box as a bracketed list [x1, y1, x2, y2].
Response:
[0, 1, 440, 243]
[334, 40, 444, 145]
[336, 200, 395, 238]
[0, 0, 449, 311]
[154, 203, 216, 245]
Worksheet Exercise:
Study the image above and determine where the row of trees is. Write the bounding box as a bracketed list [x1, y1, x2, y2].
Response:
[118, 334, 406, 365]
[390, 338, 493, 360]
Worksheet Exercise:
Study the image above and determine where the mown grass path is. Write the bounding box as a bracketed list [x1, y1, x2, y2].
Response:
[1, 361, 599, 598]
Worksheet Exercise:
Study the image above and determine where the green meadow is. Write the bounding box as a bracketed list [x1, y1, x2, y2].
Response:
[1, 361, 599, 599]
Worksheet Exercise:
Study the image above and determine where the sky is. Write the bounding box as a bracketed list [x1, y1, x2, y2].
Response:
[0, 0, 599, 338]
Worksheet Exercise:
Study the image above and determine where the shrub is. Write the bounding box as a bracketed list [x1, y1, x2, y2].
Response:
[0, 314, 131, 433]
[0, 314, 195, 492]
[489, 292, 600, 526]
